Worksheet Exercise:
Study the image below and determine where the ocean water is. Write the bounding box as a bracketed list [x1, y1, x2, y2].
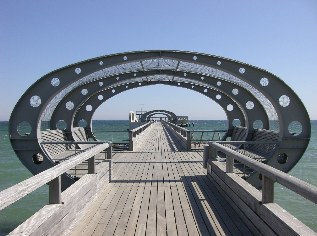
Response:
[0, 120, 316, 234]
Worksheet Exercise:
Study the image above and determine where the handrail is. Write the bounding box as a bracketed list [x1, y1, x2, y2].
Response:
[41, 141, 107, 145]
[209, 142, 317, 204]
[128, 121, 153, 151]
[213, 141, 279, 145]
[130, 121, 153, 133]
[0, 142, 110, 211]
[190, 130, 227, 133]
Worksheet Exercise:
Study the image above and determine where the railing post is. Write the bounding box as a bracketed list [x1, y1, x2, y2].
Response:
[49, 176, 61, 204]
[88, 156, 95, 174]
[210, 145, 218, 161]
[129, 131, 134, 151]
[203, 145, 209, 168]
[226, 155, 234, 173]
[106, 144, 112, 159]
[262, 175, 274, 203]
[186, 131, 191, 151]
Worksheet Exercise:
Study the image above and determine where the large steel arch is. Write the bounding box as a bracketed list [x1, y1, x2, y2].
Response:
[139, 110, 177, 122]
[9, 50, 310, 190]
[72, 81, 246, 134]
[49, 70, 269, 133]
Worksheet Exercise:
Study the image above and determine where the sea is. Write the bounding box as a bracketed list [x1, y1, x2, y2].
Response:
[0, 120, 316, 235]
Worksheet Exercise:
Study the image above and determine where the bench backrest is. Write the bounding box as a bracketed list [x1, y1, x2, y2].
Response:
[225, 126, 248, 147]
[41, 129, 73, 158]
[231, 126, 248, 141]
[247, 129, 279, 157]
[72, 127, 89, 149]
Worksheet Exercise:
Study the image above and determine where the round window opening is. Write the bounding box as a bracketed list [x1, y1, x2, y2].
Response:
[227, 104, 234, 111]
[86, 105, 93, 112]
[78, 119, 88, 128]
[232, 119, 241, 127]
[277, 153, 288, 164]
[56, 120, 67, 130]
[17, 121, 32, 136]
[288, 121, 302, 136]
[253, 120, 263, 129]
[33, 153, 44, 165]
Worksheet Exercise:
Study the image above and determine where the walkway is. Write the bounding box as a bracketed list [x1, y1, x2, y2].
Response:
[66, 123, 253, 236]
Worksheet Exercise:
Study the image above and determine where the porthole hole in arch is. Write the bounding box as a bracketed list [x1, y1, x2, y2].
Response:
[51, 78, 60, 87]
[288, 121, 302, 136]
[86, 105, 93, 112]
[33, 153, 44, 165]
[216, 94, 222, 100]
[98, 95, 104, 100]
[99, 82, 103, 86]
[112, 89, 116, 94]
[78, 119, 88, 128]
[66, 101, 74, 110]
[81, 89, 88, 95]
[17, 121, 32, 136]
[204, 89, 208, 93]
[232, 88, 239, 95]
[75, 68, 81, 74]
[246, 101, 254, 110]
[232, 119, 241, 126]
[239, 68, 245, 74]
[253, 120, 263, 129]
[227, 104, 233, 111]
[30, 95, 41, 107]
[279, 95, 290, 107]
[260, 77, 269, 86]
[217, 81, 221, 86]
[56, 120, 67, 130]
[277, 153, 288, 164]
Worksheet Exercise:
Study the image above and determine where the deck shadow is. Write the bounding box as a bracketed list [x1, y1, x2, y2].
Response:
[181, 175, 244, 236]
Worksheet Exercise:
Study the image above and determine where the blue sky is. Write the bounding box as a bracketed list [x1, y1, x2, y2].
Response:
[1, 0, 316, 120]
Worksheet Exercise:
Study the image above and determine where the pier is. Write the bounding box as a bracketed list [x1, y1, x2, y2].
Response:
[2, 50, 317, 235]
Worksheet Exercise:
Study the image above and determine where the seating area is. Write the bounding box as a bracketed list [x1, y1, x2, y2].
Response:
[40, 127, 109, 178]
[212, 127, 280, 177]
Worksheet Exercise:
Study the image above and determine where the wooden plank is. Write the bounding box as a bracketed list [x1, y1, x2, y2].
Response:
[183, 152, 253, 236]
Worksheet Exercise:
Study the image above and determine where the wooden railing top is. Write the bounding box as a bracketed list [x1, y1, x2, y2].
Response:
[210, 142, 317, 204]
[0, 143, 109, 211]
[130, 121, 153, 133]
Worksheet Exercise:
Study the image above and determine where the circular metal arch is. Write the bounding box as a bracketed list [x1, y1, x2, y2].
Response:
[72, 81, 245, 135]
[139, 110, 178, 123]
[9, 50, 311, 190]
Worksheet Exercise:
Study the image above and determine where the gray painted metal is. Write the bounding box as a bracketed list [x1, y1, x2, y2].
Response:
[9, 50, 310, 188]
[139, 110, 177, 123]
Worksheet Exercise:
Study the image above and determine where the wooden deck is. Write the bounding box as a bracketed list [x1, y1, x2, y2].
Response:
[66, 123, 253, 236]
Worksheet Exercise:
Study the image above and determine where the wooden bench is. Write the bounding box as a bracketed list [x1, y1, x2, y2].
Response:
[72, 127, 94, 149]
[222, 126, 248, 149]
[207, 129, 280, 177]
[41, 128, 112, 178]
[237, 129, 279, 163]
[41, 129, 76, 161]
